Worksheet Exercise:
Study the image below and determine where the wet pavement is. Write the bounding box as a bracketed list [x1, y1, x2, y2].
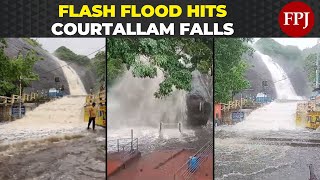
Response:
[108, 149, 213, 180]
[107, 124, 213, 180]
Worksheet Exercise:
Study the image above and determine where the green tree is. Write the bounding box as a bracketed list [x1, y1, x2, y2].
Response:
[214, 38, 252, 103]
[107, 38, 212, 98]
[11, 51, 41, 88]
[54, 46, 90, 66]
[92, 51, 106, 83]
[304, 53, 317, 87]
[0, 47, 15, 95]
[0, 45, 41, 96]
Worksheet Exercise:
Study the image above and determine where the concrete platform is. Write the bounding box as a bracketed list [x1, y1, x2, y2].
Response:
[108, 149, 213, 180]
[107, 151, 141, 177]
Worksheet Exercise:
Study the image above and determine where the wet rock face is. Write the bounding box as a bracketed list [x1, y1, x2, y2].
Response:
[185, 71, 212, 127]
[240, 52, 277, 99]
[4, 38, 70, 94]
[186, 93, 212, 127]
[3, 38, 97, 95]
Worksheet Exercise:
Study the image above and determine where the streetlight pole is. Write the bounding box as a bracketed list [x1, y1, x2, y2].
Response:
[19, 75, 22, 118]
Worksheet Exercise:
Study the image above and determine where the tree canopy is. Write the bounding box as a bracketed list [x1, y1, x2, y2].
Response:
[304, 53, 317, 87]
[214, 38, 252, 103]
[107, 38, 212, 98]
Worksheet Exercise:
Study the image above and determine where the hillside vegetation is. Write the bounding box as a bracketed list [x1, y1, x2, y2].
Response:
[54, 46, 91, 66]
[54, 46, 105, 91]
[254, 38, 317, 91]
[254, 38, 302, 62]
[22, 38, 42, 48]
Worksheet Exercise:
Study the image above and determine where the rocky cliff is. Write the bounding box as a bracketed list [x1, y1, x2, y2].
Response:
[3, 38, 97, 95]
[186, 71, 212, 126]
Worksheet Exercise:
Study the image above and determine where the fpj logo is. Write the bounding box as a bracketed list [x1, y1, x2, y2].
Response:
[278, 1, 314, 37]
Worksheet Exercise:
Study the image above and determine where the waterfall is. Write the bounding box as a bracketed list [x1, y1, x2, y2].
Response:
[255, 51, 301, 100]
[233, 51, 303, 131]
[0, 55, 87, 143]
[51, 55, 87, 95]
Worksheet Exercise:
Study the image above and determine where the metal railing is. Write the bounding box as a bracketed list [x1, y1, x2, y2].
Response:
[120, 138, 139, 161]
[173, 140, 213, 180]
[107, 129, 139, 161]
[0, 90, 50, 105]
[160, 122, 182, 133]
[221, 98, 249, 111]
[107, 138, 130, 152]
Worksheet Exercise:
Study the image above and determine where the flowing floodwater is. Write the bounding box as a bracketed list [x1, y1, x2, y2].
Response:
[214, 51, 318, 180]
[233, 101, 299, 131]
[0, 55, 88, 144]
[0, 53, 106, 180]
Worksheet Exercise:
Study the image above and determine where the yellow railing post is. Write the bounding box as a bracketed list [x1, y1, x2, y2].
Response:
[11, 94, 15, 104]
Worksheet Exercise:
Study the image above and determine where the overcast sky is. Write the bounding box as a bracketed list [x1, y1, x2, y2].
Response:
[34, 38, 105, 58]
[253, 38, 319, 50]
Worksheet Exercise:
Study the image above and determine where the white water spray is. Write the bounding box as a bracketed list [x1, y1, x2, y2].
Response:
[107, 54, 195, 146]
[234, 51, 303, 131]
[52, 56, 87, 95]
[107, 69, 187, 129]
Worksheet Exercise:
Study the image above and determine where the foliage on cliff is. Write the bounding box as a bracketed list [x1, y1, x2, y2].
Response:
[255, 38, 318, 91]
[54, 46, 90, 66]
[254, 38, 302, 61]
[214, 38, 252, 103]
[22, 38, 42, 48]
[107, 38, 212, 98]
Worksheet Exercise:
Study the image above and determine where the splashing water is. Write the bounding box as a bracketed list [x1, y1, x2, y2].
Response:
[107, 56, 215, 153]
[234, 101, 298, 131]
[107, 69, 187, 129]
[52, 55, 87, 95]
[255, 51, 301, 100]
[106, 57, 197, 149]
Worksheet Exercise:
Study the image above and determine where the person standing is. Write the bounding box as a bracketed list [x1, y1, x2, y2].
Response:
[87, 102, 97, 130]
